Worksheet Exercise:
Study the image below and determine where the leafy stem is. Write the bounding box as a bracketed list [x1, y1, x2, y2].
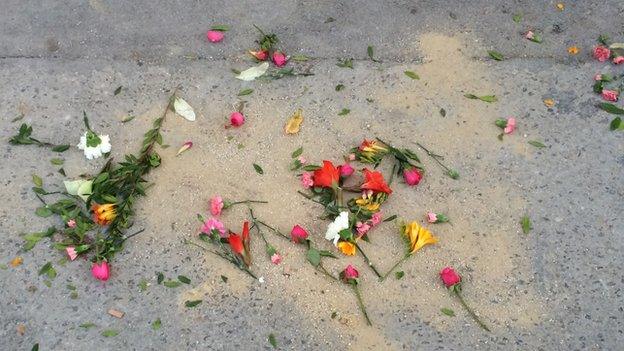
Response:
[354, 242, 382, 278]
[379, 254, 411, 281]
[455, 291, 490, 332]
[353, 283, 372, 326]
[415, 142, 459, 179]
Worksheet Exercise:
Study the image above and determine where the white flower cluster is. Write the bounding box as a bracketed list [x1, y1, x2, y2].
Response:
[77, 132, 111, 160]
[325, 211, 350, 246]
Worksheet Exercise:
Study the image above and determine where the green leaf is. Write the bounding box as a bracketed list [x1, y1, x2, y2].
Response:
[488, 50, 504, 61]
[50, 158, 64, 165]
[338, 108, 350, 116]
[31, 344, 39, 351]
[302, 165, 321, 171]
[163, 280, 182, 288]
[520, 216, 532, 234]
[383, 214, 398, 222]
[528, 140, 546, 148]
[253, 163, 264, 174]
[512, 13, 522, 23]
[441, 308, 455, 316]
[177, 275, 191, 284]
[307, 248, 321, 267]
[599, 103, 624, 115]
[220, 275, 228, 283]
[465, 94, 497, 103]
[439, 108, 446, 117]
[291, 54, 310, 62]
[238, 88, 254, 96]
[79, 322, 96, 329]
[32, 174, 43, 187]
[121, 115, 135, 123]
[404, 71, 420, 80]
[447, 169, 460, 180]
[335, 84, 345, 91]
[268, 333, 278, 349]
[35, 207, 53, 218]
[291, 146, 303, 158]
[113, 86, 122, 95]
[51, 145, 70, 152]
[102, 329, 119, 337]
[211, 24, 229, 31]
[610, 117, 623, 131]
[336, 58, 353, 69]
[395, 271, 405, 280]
[38, 262, 56, 279]
[157, 272, 164, 284]
[184, 300, 202, 308]
[367, 45, 380, 62]
[151, 318, 161, 330]
[138, 279, 148, 292]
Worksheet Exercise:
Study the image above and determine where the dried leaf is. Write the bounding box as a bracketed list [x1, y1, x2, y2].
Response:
[284, 109, 304, 134]
[113, 86, 122, 95]
[107, 309, 125, 319]
[235, 62, 269, 81]
[173, 97, 196, 121]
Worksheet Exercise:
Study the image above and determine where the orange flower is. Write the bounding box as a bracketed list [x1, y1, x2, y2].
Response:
[567, 46, 579, 55]
[361, 169, 393, 194]
[313, 160, 340, 188]
[337, 241, 356, 256]
[91, 203, 116, 226]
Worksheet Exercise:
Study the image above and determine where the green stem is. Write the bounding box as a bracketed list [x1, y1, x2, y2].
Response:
[353, 284, 372, 326]
[229, 200, 268, 207]
[297, 191, 325, 206]
[354, 242, 382, 278]
[416, 142, 451, 172]
[318, 264, 338, 281]
[184, 239, 257, 280]
[456, 291, 490, 332]
[379, 254, 411, 281]
[257, 220, 290, 241]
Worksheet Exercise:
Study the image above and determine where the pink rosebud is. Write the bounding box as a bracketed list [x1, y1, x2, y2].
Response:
[403, 168, 422, 186]
[290, 225, 309, 243]
[524, 31, 534, 40]
[343, 264, 359, 280]
[593, 45, 611, 62]
[66, 246, 78, 261]
[614, 56, 624, 65]
[249, 49, 269, 61]
[210, 196, 224, 216]
[348, 153, 356, 161]
[439, 267, 461, 288]
[602, 90, 619, 102]
[370, 212, 382, 226]
[594, 74, 603, 81]
[272, 51, 287, 67]
[297, 156, 307, 165]
[504, 117, 516, 134]
[338, 163, 354, 177]
[206, 30, 224, 43]
[91, 261, 110, 281]
[230, 112, 245, 127]
[300, 172, 314, 189]
[356, 221, 371, 237]
[270, 253, 282, 265]
[67, 219, 76, 228]
[176, 141, 193, 156]
[201, 217, 226, 237]
[427, 212, 438, 223]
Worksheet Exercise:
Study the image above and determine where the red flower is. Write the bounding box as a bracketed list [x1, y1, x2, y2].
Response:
[439, 267, 461, 288]
[313, 160, 340, 188]
[228, 233, 244, 254]
[403, 168, 422, 186]
[91, 261, 110, 281]
[228, 221, 251, 266]
[361, 169, 393, 194]
[290, 225, 309, 243]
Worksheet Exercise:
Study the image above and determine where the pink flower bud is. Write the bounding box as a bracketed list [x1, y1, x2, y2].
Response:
[524, 31, 534, 40]
[504, 117, 516, 134]
[348, 153, 356, 161]
[355, 221, 371, 237]
[593, 45, 611, 62]
[210, 196, 224, 216]
[602, 90, 619, 102]
[206, 30, 224, 43]
[230, 112, 245, 127]
[272, 51, 287, 67]
[66, 246, 78, 261]
[343, 264, 359, 280]
[270, 253, 282, 265]
[370, 212, 382, 226]
[403, 168, 422, 186]
[249, 50, 269, 61]
[91, 261, 110, 281]
[290, 225, 309, 243]
[614, 56, 624, 65]
[427, 212, 438, 223]
[440, 267, 461, 288]
[594, 74, 602, 81]
[338, 163, 354, 177]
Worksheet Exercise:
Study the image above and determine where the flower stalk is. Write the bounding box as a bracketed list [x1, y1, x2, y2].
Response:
[352, 283, 372, 326]
[354, 242, 382, 278]
[379, 254, 410, 281]
[455, 290, 490, 332]
[415, 142, 459, 179]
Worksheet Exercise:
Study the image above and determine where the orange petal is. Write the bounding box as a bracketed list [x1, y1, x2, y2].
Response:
[10, 256, 23, 267]
[284, 109, 303, 134]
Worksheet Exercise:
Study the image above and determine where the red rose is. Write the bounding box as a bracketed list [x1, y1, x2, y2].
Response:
[593, 45, 611, 62]
[290, 225, 308, 243]
[403, 168, 422, 186]
[440, 267, 461, 288]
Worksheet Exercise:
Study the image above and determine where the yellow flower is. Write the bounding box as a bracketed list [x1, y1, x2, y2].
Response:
[337, 241, 356, 256]
[543, 98, 555, 108]
[567, 46, 579, 55]
[92, 203, 117, 226]
[354, 191, 386, 212]
[403, 221, 437, 254]
[358, 139, 388, 162]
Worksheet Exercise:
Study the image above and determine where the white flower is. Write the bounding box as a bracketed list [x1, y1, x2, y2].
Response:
[325, 211, 350, 246]
[258, 276, 265, 284]
[77, 131, 111, 160]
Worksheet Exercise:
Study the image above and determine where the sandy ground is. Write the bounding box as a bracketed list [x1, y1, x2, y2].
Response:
[1, 1, 623, 350]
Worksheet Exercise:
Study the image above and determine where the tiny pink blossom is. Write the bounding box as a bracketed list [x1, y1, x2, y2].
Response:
[230, 112, 245, 127]
[370, 212, 382, 226]
[348, 153, 356, 161]
[594, 74, 603, 81]
[91, 261, 110, 281]
[201, 218, 227, 237]
[524, 31, 534, 40]
[602, 90, 619, 102]
[427, 212, 438, 223]
[66, 246, 78, 261]
[356, 221, 371, 237]
[338, 163, 354, 177]
[206, 30, 224, 43]
[67, 219, 76, 228]
[614, 56, 624, 65]
[210, 196, 224, 216]
[504, 117, 516, 134]
[272, 51, 287, 67]
[270, 253, 282, 265]
[301, 172, 314, 189]
[297, 156, 307, 165]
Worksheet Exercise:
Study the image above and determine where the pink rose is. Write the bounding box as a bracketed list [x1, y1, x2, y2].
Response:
[272, 51, 287, 67]
[593, 46, 611, 62]
[602, 90, 619, 102]
[338, 163, 354, 177]
[270, 253, 282, 265]
[370, 212, 382, 226]
[614, 56, 624, 65]
[290, 225, 309, 243]
[206, 30, 224, 43]
[439, 267, 461, 288]
[67, 219, 76, 228]
[342, 264, 359, 281]
[427, 212, 438, 223]
[403, 168, 422, 186]
[210, 196, 224, 216]
[504, 117, 516, 134]
[524, 31, 534, 40]
[249, 49, 269, 61]
[91, 261, 110, 281]
[230, 112, 245, 127]
[594, 74, 603, 81]
[300, 172, 314, 189]
[356, 221, 371, 237]
[66, 246, 78, 261]
[201, 218, 226, 237]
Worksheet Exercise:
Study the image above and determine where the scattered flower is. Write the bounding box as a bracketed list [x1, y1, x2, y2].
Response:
[348, 153, 356, 161]
[339, 264, 372, 325]
[614, 56, 624, 65]
[313, 160, 340, 188]
[91, 203, 116, 226]
[206, 30, 224, 43]
[230, 112, 245, 127]
[543, 98, 555, 108]
[67, 219, 76, 228]
[524, 31, 534, 40]
[10, 256, 23, 267]
[249, 49, 269, 61]
[325, 211, 350, 245]
[403, 167, 422, 186]
[355, 190, 382, 212]
[228, 221, 251, 267]
[337, 241, 356, 255]
[300, 172, 314, 189]
[284, 109, 303, 134]
[556, 3, 564, 11]
[258, 276, 265, 283]
[370, 212, 382, 226]
[593, 46, 611, 62]
[355, 221, 371, 237]
[176, 141, 193, 156]
[200, 217, 226, 237]
[403, 221, 437, 254]
[270, 253, 282, 265]
[361, 169, 393, 194]
[77, 132, 111, 160]
[504, 117, 516, 134]
[290, 225, 309, 243]
[297, 156, 307, 165]
[272, 51, 288, 67]
[602, 90, 619, 102]
[66, 247, 78, 261]
[356, 139, 388, 164]
[91, 261, 110, 281]
[524, 30, 542, 43]
[440, 267, 461, 288]
[342, 264, 359, 280]
[567, 46, 579, 55]
[427, 212, 449, 224]
[338, 163, 354, 177]
[439, 266, 490, 331]
[210, 196, 224, 216]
